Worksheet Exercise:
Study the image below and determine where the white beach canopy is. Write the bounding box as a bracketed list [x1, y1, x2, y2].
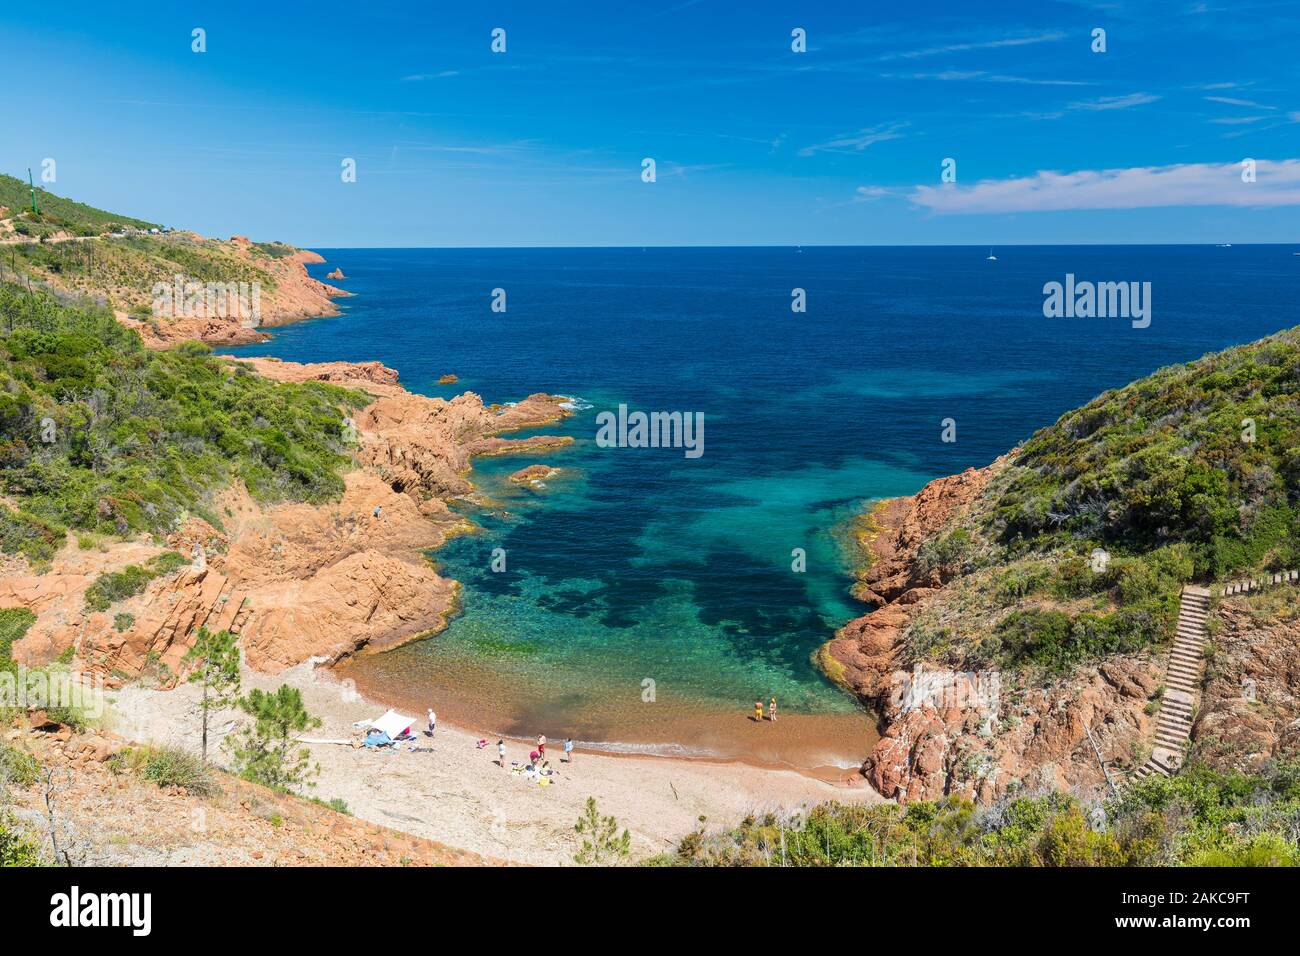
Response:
[367, 709, 416, 739]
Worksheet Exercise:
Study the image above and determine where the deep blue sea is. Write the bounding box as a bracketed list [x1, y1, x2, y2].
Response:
[229, 245, 1298, 764]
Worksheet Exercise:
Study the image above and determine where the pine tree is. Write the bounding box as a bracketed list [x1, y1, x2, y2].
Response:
[226, 685, 321, 793]
[573, 796, 631, 865]
[183, 627, 240, 766]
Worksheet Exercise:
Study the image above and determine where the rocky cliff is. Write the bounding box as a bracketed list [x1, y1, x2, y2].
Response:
[1193, 590, 1300, 773]
[110, 238, 348, 348]
[822, 458, 1160, 803]
[3, 357, 573, 687]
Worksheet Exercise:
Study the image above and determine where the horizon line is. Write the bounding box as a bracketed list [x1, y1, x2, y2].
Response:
[293, 240, 1300, 251]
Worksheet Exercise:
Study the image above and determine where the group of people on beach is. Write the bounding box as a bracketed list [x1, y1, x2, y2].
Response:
[495, 734, 575, 771]
[753, 696, 778, 723]
[426, 705, 577, 777]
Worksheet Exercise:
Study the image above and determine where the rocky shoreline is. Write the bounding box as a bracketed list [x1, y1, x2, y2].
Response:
[113, 238, 349, 349]
[820, 457, 1161, 803]
[6, 349, 576, 687]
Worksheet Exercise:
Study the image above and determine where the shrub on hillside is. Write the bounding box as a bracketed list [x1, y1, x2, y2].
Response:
[0, 283, 366, 552]
[659, 761, 1300, 867]
[140, 746, 217, 796]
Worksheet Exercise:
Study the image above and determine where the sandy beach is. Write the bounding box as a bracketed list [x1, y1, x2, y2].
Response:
[107, 661, 885, 866]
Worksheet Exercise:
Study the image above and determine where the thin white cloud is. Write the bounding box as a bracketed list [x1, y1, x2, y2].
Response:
[799, 122, 907, 157]
[853, 186, 892, 203]
[901, 159, 1300, 214]
[402, 70, 461, 82]
[881, 31, 1066, 60]
[1205, 95, 1275, 109]
[889, 70, 1093, 86]
[1066, 92, 1161, 111]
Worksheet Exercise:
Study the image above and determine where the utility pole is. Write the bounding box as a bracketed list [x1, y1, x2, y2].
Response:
[27, 167, 38, 215]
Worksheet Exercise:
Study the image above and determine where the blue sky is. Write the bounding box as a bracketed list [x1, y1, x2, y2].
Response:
[2, 0, 1298, 247]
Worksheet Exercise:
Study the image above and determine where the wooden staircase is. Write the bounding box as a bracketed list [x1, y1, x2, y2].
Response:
[1130, 585, 1211, 782]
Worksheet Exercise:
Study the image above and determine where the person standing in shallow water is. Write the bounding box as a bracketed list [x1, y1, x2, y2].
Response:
[754, 699, 764, 722]
[769, 697, 777, 723]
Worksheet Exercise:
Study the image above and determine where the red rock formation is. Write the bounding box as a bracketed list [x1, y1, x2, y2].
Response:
[822, 462, 1001, 703]
[1193, 598, 1300, 772]
[107, 240, 350, 349]
[4, 360, 573, 684]
[508, 465, 562, 486]
[821, 455, 1158, 803]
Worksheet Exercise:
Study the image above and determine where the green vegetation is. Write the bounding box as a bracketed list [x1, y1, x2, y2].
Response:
[108, 744, 216, 796]
[996, 333, 1300, 575]
[226, 685, 321, 793]
[657, 761, 1300, 867]
[0, 173, 157, 239]
[2, 232, 288, 318]
[893, 330, 1300, 677]
[0, 811, 42, 866]
[184, 628, 241, 765]
[83, 552, 188, 612]
[0, 743, 39, 788]
[84, 564, 151, 611]
[140, 746, 217, 796]
[916, 527, 973, 576]
[0, 283, 366, 559]
[574, 796, 631, 865]
[0, 607, 35, 671]
[252, 241, 296, 259]
[311, 796, 352, 815]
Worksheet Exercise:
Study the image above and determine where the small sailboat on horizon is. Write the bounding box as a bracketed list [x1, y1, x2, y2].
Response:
[986, 247, 998, 261]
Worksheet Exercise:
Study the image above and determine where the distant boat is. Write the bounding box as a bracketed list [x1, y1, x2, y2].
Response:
[795, 244, 803, 253]
[1217, 243, 1232, 248]
[986, 248, 998, 261]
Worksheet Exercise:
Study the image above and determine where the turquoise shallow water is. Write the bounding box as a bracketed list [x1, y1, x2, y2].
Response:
[232, 245, 1299, 762]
